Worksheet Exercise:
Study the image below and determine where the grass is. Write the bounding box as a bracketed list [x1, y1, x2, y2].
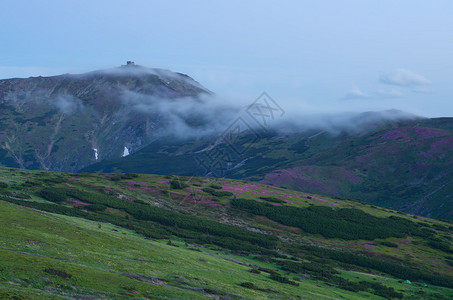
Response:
[0, 167, 452, 299]
[0, 200, 378, 299]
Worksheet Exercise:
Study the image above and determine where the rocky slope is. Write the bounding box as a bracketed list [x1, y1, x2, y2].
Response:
[0, 64, 208, 171]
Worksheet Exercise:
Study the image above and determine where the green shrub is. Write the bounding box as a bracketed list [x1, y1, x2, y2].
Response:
[380, 241, 398, 248]
[0, 182, 8, 189]
[170, 179, 189, 189]
[203, 188, 233, 197]
[38, 188, 67, 203]
[269, 273, 299, 286]
[240, 282, 259, 289]
[110, 175, 122, 181]
[231, 198, 427, 240]
[428, 239, 453, 254]
[259, 196, 285, 204]
[209, 184, 222, 190]
[44, 268, 72, 279]
[85, 204, 107, 212]
[134, 199, 147, 205]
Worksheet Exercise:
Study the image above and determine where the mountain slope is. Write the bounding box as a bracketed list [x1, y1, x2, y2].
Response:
[2, 66, 452, 220]
[1, 167, 452, 299]
[82, 117, 453, 220]
[0, 64, 208, 172]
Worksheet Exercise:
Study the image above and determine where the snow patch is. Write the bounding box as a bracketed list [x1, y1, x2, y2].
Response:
[122, 146, 130, 157]
[93, 148, 98, 160]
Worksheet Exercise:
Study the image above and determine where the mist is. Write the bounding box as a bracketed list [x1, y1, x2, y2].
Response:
[54, 94, 84, 114]
[119, 88, 421, 141]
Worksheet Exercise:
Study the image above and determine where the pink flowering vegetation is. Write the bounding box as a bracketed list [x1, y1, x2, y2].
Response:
[378, 127, 450, 146]
[363, 243, 375, 250]
[261, 166, 360, 196]
[222, 182, 297, 202]
[399, 238, 411, 244]
[380, 129, 410, 141]
[413, 127, 450, 139]
[221, 180, 345, 208]
[420, 137, 453, 158]
[67, 199, 90, 206]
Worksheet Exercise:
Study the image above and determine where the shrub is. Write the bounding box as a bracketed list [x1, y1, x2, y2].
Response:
[209, 184, 222, 190]
[44, 268, 72, 279]
[121, 173, 139, 179]
[109, 173, 138, 181]
[240, 282, 259, 290]
[38, 188, 67, 203]
[231, 198, 428, 240]
[203, 188, 233, 197]
[380, 241, 398, 248]
[110, 175, 122, 181]
[170, 179, 189, 189]
[259, 196, 285, 204]
[0, 182, 8, 189]
[269, 273, 299, 286]
[85, 204, 107, 212]
[134, 199, 147, 205]
[22, 180, 41, 187]
[12, 192, 31, 199]
[428, 239, 453, 254]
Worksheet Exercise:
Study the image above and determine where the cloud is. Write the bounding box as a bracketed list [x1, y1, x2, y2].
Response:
[118, 87, 420, 140]
[54, 94, 84, 114]
[412, 87, 432, 94]
[119, 90, 240, 139]
[379, 69, 430, 86]
[376, 89, 404, 99]
[341, 87, 370, 100]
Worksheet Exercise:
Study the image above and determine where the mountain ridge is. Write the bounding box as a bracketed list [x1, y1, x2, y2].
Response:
[0, 65, 209, 172]
[82, 116, 453, 220]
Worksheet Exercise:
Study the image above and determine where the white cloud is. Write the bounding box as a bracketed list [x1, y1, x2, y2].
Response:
[341, 87, 370, 100]
[376, 89, 404, 99]
[54, 94, 84, 114]
[379, 69, 430, 86]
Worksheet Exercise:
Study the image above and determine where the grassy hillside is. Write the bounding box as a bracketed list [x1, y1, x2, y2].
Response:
[81, 117, 453, 220]
[1, 167, 452, 299]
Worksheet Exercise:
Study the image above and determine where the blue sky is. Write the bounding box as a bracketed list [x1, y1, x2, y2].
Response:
[1, 0, 453, 116]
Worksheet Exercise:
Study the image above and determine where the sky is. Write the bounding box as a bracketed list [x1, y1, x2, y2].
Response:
[1, 0, 453, 117]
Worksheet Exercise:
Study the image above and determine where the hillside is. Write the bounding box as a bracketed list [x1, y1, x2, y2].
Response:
[82, 117, 453, 220]
[2, 66, 452, 220]
[0, 64, 208, 172]
[1, 167, 452, 299]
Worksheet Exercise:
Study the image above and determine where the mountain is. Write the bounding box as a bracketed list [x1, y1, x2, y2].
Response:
[0, 64, 208, 172]
[1, 66, 452, 220]
[1, 167, 452, 299]
[82, 116, 453, 220]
